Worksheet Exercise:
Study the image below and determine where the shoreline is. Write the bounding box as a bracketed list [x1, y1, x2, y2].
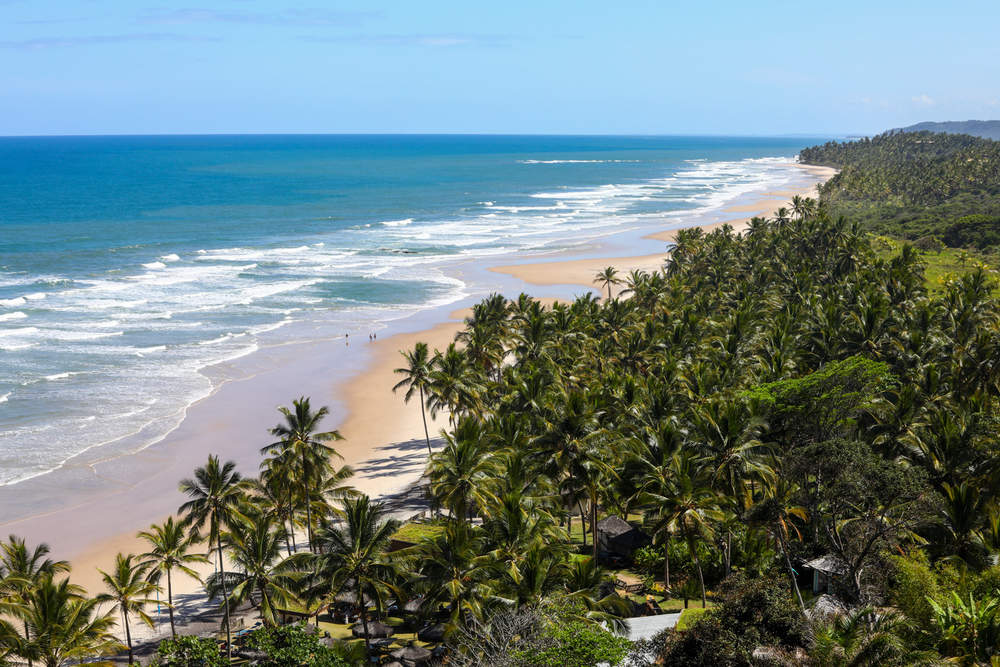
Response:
[1, 162, 836, 599]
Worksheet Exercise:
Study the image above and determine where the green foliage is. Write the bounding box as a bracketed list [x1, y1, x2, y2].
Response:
[746, 355, 897, 445]
[632, 544, 663, 575]
[928, 591, 1000, 663]
[800, 130, 1000, 249]
[888, 552, 939, 630]
[510, 618, 631, 667]
[675, 606, 710, 630]
[651, 576, 808, 666]
[242, 624, 352, 667]
[154, 635, 226, 667]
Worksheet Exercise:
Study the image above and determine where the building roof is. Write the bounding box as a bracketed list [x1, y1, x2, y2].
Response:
[597, 515, 637, 537]
[803, 555, 848, 575]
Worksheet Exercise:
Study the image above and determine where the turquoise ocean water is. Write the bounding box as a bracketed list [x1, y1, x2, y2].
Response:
[0, 134, 824, 486]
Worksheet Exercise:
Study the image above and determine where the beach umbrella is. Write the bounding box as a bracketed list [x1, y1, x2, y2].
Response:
[351, 621, 395, 638]
[391, 644, 433, 665]
[417, 623, 446, 642]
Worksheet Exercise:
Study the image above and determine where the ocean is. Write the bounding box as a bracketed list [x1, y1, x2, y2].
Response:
[0, 134, 824, 487]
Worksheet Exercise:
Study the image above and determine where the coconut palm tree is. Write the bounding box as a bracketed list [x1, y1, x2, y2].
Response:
[407, 520, 490, 630]
[262, 397, 344, 553]
[11, 575, 122, 667]
[0, 536, 71, 662]
[207, 508, 301, 627]
[307, 495, 400, 657]
[660, 452, 723, 607]
[394, 342, 437, 456]
[177, 455, 245, 660]
[594, 266, 622, 300]
[428, 343, 483, 423]
[137, 517, 209, 638]
[749, 478, 808, 613]
[638, 420, 686, 591]
[97, 553, 159, 666]
[428, 417, 501, 523]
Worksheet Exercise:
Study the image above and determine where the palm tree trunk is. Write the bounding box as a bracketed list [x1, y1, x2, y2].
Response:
[23, 622, 32, 667]
[578, 501, 588, 547]
[217, 533, 232, 661]
[167, 568, 177, 639]
[778, 529, 806, 614]
[590, 488, 599, 561]
[124, 610, 133, 666]
[358, 581, 371, 657]
[302, 454, 313, 553]
[724, 529, 732, 577]
[419, 385, 432, 456]
[662, 534, 671, 591]
[685, 528, 707, 608]
[287, 490, 298, 553]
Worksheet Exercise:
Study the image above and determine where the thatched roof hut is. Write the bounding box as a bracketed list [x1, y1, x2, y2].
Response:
[391, 644, 433, 666]
[597, 516, 650, 558]
[417, 623, 446, 642]
[351, 621, 395, 639]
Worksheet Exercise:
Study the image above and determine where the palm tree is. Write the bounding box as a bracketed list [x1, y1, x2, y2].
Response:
[11, 575, 122, 667]
[594, 266, 622, 300]
[750, 478, 808, 613]
[394, 342, 437, 456]
[0, 536, 71, 662]
[262, 397, 344, 552]
[177, 455, 244, 660]
[660, 452, 723, 607]
[534, 390, 610, 558]
[407, 520, 490, 630]
[207, 508, 301, 626]
[97, 553, 159, 666]
[428, 417, 501, 523]
[137, 517, 209, 638]
[638, 421, 685, 591]
[810, 606, 936, 666]
[308, 495, 400, 657]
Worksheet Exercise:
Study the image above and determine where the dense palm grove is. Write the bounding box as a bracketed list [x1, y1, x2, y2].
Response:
[800, 130, 1000, 245]
[5, 205, 1000, 664]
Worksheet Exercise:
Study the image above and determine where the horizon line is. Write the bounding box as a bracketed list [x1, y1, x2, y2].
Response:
[0, 130, 849, 139]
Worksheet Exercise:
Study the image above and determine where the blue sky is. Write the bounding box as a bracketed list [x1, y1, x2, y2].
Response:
[1, 0, 998, 136]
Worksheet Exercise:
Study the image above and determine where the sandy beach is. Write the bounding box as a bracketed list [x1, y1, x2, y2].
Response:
[3, 162, 836, 617]
[492, 165, 836, 295]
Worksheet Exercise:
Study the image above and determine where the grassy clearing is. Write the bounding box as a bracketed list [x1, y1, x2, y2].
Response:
[391, 521, 444, 543]
[871, 235, 1000, 294]
[675, 607, 711, 630]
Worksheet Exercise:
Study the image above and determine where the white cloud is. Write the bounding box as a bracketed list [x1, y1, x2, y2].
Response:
[912, 94, 935, 106]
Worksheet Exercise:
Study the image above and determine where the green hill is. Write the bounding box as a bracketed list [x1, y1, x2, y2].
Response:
[799, 130, 1000, 249]
[896, 120, 1000, 140]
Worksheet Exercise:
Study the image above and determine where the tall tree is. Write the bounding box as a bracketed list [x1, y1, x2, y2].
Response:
[178, 455, 245, 661]
[11, 575, 122, 667]
[394, 342, 437, 456]
[307, 495, 400, 657]
[207, 508, 300, 627]
[137, 517, 208, 639]
[0, 536, 70, 663]
[594, 266, 622, 300]
[262, 397, 344, 552]
[97, 553, 159, 666]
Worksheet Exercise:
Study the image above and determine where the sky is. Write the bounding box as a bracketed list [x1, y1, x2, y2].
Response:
[1, 0, 998, 136]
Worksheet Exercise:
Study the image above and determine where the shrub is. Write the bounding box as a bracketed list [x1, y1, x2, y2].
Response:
[153, 636, 226, 667]
[510, 619, 631, 667]
[652, 575, 808, 666]
[888, 551, 939, 630]
[242, 624, 351, 667]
